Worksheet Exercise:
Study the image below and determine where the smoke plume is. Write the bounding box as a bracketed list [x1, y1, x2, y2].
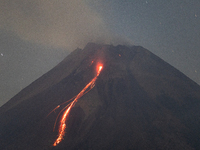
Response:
[0, 0, 130, 50]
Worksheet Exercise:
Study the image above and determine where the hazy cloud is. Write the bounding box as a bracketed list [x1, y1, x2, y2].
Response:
[0, 0, 130, 50]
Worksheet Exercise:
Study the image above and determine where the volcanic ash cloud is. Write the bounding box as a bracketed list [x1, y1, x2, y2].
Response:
[0, 0, 124, 50]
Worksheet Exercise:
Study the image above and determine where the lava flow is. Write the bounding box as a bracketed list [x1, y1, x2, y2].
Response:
[52, 63, 103, 146]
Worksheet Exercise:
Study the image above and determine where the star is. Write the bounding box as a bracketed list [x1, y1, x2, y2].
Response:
[143, 1, 148, 5]
[1, 53, 3, 56]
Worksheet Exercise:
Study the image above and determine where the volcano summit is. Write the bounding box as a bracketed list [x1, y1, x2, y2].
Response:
[0, 43, 200, 150]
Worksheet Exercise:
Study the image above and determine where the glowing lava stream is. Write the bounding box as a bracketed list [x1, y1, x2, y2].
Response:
[53, 64, 103, 146]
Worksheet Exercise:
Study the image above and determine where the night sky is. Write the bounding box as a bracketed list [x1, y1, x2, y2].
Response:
[0, 0, 200, 106]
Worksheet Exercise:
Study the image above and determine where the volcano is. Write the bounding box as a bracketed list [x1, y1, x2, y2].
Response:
[1, 43, 200, 150]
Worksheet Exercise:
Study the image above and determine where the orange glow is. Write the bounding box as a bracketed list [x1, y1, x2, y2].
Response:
[53, 102, 75, 146]
[97, 65, 103, 75]
[119, 54, 121, 57]
[89, 60, 94, 66]
[47, 105, 60, 117]
[53, 63, 103, 146]
[96, 63, 103, 75]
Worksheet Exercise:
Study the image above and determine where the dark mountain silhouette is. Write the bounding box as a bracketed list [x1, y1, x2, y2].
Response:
[1, 43, 200, 150]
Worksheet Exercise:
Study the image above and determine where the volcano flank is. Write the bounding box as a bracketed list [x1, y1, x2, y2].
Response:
[1, 43, 200, 150]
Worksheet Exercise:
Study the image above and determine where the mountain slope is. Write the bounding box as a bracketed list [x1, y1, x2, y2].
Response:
[1, 43, 200, 150]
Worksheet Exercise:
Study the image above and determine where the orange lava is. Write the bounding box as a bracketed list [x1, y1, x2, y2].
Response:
[46, 105, 60, 117]
[53, 64, 103, 146]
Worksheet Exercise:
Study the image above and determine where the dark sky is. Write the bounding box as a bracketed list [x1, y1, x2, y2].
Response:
[0, 0, 200, 106]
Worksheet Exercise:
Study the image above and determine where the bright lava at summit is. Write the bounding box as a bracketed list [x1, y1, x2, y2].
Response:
[52, 63, 103, 146]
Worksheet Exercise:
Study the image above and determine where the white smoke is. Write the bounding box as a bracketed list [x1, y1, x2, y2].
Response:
[0, 0, 129, 50]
